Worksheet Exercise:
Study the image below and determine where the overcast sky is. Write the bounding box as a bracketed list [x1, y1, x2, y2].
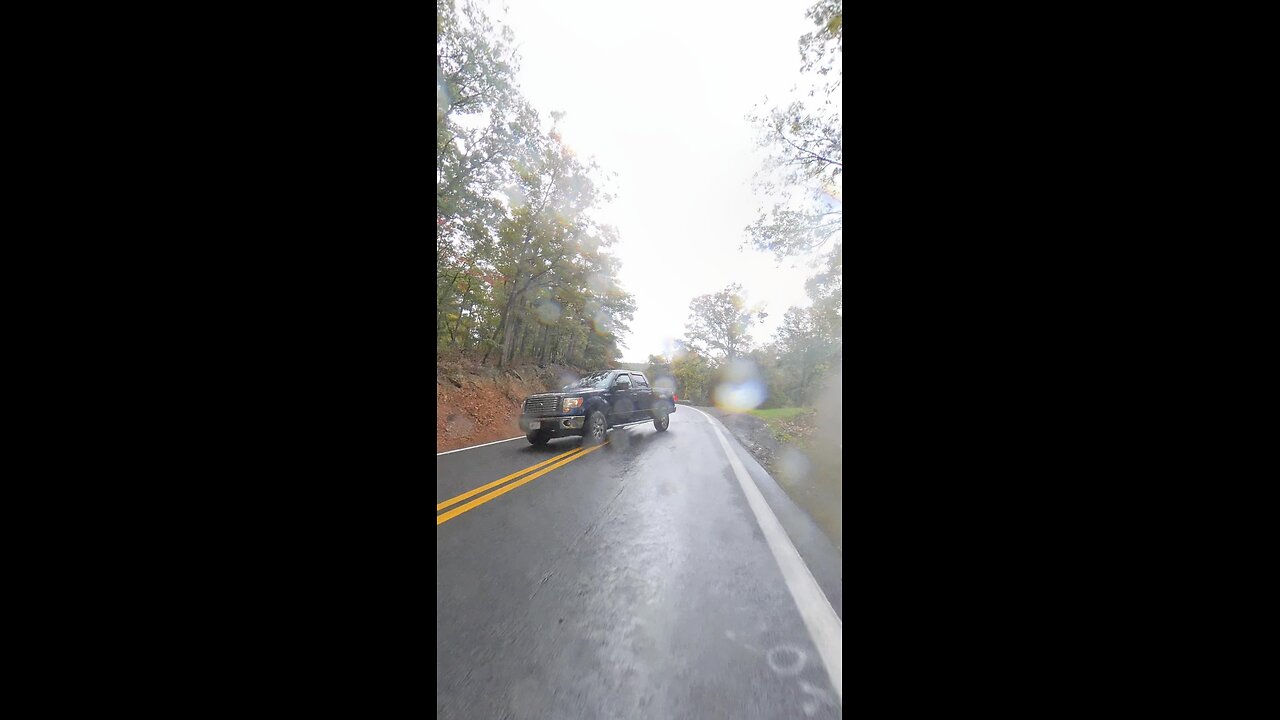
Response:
[498, 0, 828, 362]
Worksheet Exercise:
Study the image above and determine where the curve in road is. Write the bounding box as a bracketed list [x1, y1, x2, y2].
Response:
[436, 405, 842, 719]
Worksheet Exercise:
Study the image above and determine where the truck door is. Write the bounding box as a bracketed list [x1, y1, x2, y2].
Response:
[609, 372, 634, 423]
[631, 373, 654, 420]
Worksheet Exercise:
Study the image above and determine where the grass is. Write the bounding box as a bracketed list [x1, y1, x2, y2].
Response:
[747, 406, 812, 421]
[748, 407, 815, 445]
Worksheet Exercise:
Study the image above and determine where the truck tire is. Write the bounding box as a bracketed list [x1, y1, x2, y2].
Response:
[583, 410, 607, 445]
[527, 429, 550, 446]
[654, 408, 670, 432]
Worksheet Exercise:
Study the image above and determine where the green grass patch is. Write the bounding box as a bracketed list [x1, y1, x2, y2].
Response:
[748, 407, 812, 420]
[750, 407, 817, 447]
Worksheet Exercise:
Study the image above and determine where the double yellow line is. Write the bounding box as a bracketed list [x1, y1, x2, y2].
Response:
[436, 441, 608, 525]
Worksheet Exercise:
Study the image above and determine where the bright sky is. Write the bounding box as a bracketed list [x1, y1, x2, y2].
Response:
[499, 0, 830, 362]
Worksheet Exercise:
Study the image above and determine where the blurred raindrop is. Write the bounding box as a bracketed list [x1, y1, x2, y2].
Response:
[535, 300, 561, 325]
[445, 414, 475, 437]
[592, 308, 611, 335]
[713, 359, 766, 411]
[609, 427, 632, 450]
[587, 272, 611, 294]
[722, 359, 754, 383]
[777, 447, 812, 483]
[436, 65, 453, 109]
[503, 184, 528, 208]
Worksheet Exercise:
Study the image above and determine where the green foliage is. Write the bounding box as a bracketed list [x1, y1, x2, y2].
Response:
[799, 0, 843, 81]
[437, 0, 632, 368]
[670, 348, 713, 405]
[642, 354, 676, 393]
[733, 0, 843, 411]
[682, 283, 759, 361]
[644, 353, 672, 379]
[745, 0, 842, 264]
[772, 304, 838, 404]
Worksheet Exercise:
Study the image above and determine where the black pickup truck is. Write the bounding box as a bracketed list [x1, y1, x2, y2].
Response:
[520, 369, 677, 445]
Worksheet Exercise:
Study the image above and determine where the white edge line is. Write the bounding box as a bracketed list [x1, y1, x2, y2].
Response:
[436, 436, 525, 456]
[686, 406, 842, 704]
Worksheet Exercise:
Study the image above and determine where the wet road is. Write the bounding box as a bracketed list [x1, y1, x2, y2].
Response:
[436, 406, 843, 719]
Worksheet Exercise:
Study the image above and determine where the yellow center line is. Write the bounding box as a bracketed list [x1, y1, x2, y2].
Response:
[437, 446, 585, 512]
[436, 441, 608, 525]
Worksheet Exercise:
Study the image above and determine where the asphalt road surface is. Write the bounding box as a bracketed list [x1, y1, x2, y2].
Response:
[436, 405, 843, 719]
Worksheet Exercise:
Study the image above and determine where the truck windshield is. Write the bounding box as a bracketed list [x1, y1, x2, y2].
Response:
[561, 372, 613, 391]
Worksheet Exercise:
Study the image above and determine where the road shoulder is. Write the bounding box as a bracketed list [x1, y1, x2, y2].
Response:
[687, 406, 843, 622]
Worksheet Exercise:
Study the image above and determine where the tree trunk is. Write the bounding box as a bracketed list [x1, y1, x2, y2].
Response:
[450, 278, 472, 346]
[492, 270, 524, 366]
[518, 322, 531, 358]
[481, 317, 505, 365]
[499, 293, 523, 367]
[510, 314, 524, 363]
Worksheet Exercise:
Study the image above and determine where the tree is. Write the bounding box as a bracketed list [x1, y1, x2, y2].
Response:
[682, 283, 758, 361]
[645, 353, 671, 378]
[798, 0, 842, 81]
[437, 0, 527, 222]
[744, 0, 842, 264]
[437, 0, 529, 347]
[670, 347, 714, 405]
[772, 306, 836, 404]
[644, 354, 675, 392]
[738, 0, 844, 408]
[436, 0, 633, 370]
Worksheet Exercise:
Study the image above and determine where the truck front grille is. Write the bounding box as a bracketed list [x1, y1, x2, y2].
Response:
[524, 396, 559, 417]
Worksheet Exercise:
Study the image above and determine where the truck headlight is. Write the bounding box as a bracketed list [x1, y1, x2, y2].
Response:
[563, 397, 583, 412]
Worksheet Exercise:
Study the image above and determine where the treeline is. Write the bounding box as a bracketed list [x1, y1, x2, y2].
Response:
[437, 0, 633, 368]
[647, 275, 841, 409]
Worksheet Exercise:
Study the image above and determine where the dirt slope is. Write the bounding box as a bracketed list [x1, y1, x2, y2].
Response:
[436, 354, 587, 453]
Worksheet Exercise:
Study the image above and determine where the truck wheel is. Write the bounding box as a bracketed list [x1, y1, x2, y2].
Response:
[527, 430, 550, 446]
[654, 409, 670, 432]
[583, 411, 607, 445]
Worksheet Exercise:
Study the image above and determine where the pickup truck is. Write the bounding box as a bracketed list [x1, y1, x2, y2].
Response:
[520, 369, 677, 446]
